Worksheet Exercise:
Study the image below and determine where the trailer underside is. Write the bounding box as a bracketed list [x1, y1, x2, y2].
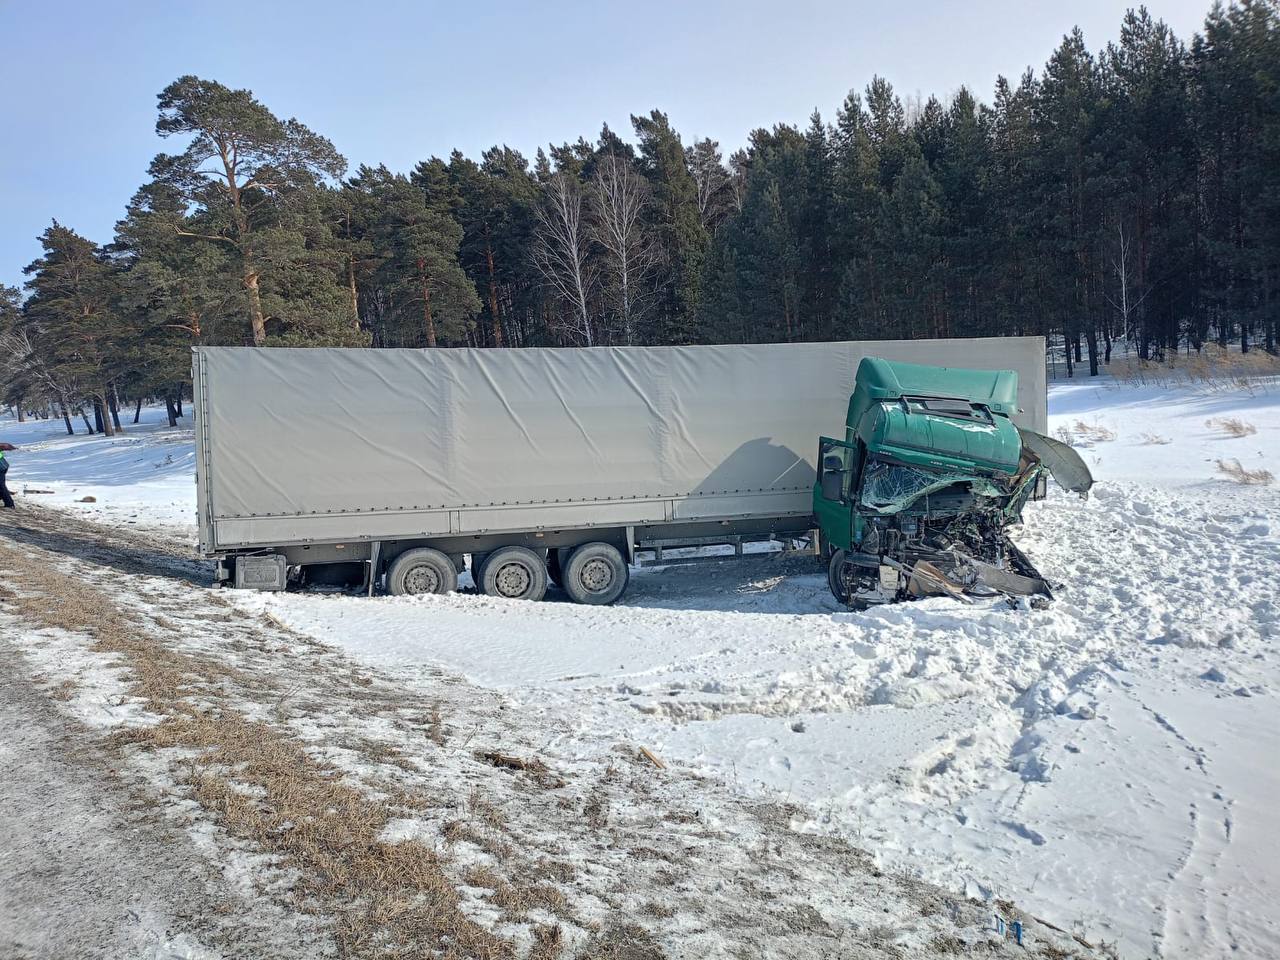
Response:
[213, 513, 819, 605]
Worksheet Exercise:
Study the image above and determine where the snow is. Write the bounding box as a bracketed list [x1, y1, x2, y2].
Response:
[0, 405, 197, 536]
[0, 608, 158, 731]
[6, 373, 1278, 959]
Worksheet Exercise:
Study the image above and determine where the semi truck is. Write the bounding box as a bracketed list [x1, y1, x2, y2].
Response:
[815, 357, 1092, 607]
[192, 337, 1053, 605]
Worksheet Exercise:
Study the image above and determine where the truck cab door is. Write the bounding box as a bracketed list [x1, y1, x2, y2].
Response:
[813, 437, 860, 552]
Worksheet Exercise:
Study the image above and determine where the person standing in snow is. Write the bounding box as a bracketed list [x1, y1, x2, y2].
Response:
[0, 442, 16, 509]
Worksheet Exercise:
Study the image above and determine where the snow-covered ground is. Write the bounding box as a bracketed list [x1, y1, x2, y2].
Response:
[0, 406, 197, 535]
[3, 374, 1277, 959]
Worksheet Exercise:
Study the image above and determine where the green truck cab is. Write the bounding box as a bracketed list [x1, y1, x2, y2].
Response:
[815, 357, 1091, 607]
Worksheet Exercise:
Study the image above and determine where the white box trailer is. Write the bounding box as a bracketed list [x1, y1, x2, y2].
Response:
[193, 337, 1047, 602]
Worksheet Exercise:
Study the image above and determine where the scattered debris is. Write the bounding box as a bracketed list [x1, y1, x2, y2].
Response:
[478, 750, 565, 789]
[260, 612, 291, 632]
[78, 495, 97, 503]
[638, 746, 666, 770]
[480, 750, 539, 771]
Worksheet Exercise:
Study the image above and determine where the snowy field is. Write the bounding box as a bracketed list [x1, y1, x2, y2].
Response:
[0, 409, 197, 534]
[2, 374, 1277, 959]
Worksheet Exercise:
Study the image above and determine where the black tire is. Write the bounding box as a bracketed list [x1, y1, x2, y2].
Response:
[827, 548, 850, 604]
[479, 546, 548, 601]
[561, 542, 629, 605]
[386, 547, 458, 596]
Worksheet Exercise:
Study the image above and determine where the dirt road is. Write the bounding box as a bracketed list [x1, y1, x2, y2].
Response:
[0, 506, 1099, 959]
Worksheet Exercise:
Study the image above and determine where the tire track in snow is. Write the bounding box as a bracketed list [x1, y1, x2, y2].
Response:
[1139, 698, 1237, 958]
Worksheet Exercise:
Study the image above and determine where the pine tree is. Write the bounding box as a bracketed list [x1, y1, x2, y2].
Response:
[353, 166, 479, 347]
[112, 180, 238, 422]
[431, 148, 541, 347]
[150, 76, 355, 346]
[632, 110, 709, 344]
[22, 223, 127, 435]
[1102, 9, 1197, 359]
[1033, 30, 1105, 375]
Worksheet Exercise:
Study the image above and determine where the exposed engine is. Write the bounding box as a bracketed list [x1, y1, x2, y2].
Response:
[831, 462, 1054, 608]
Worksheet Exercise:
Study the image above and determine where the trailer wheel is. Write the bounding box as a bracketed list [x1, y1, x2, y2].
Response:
[387, 548, 458, 596]
[479, 546, 548, 601]
[562, 542, 629, 605]
[827, 549, 850, 604]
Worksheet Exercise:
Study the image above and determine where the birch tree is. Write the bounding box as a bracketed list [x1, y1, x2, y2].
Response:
[686, 139, 734, 232]
[532, 172, 596, 345]
[590, 155, 657, 344]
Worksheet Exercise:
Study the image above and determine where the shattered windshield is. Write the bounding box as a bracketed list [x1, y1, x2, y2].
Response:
[858, 460, 1003, 514]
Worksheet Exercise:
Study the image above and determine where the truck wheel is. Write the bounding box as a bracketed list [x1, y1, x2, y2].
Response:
[562, 542, 629, 605]
[387, 548, 458, 597]
[827, 549, 850, 604]
[480, 546, 548, 601]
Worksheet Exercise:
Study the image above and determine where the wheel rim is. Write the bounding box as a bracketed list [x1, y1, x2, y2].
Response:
[579, 557, 614, 594]
[493, 561, 532, 598]
[403, 564, 441, 595]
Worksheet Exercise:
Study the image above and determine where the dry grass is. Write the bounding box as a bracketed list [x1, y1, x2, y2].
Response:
[469, 785, 508, 831]
[491, 879, 569, 918]
[1206, 416, 1258, 438]
[426, 703, 446, 746]
[0, 538, 515, 960]
[1073, 420, 1117, 443]
[1113, 342, 1280, 392]
[579, 924, 667, 960]
[1140, 432, 1172, 446]
[1056, 420, 1117, 446]
[442, 817, 513, 861]
[463, 865, 503, 889]
[642, 901, 676, 919]
[528, 924, 565, 960]
[1216, 459, 1275, 485]
[462, 867, 570, 925]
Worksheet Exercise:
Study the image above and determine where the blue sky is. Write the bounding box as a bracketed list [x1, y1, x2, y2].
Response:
[1, 0, 1210, 289]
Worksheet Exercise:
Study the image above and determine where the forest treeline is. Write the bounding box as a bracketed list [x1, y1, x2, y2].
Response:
[2, 2, 1279, 435]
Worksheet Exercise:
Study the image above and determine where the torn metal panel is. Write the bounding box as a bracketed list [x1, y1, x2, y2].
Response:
[1018, 428, 1095, 495]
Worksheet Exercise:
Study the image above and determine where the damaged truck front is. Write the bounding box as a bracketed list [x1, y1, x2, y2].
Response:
[815, 357, 1092, 608]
